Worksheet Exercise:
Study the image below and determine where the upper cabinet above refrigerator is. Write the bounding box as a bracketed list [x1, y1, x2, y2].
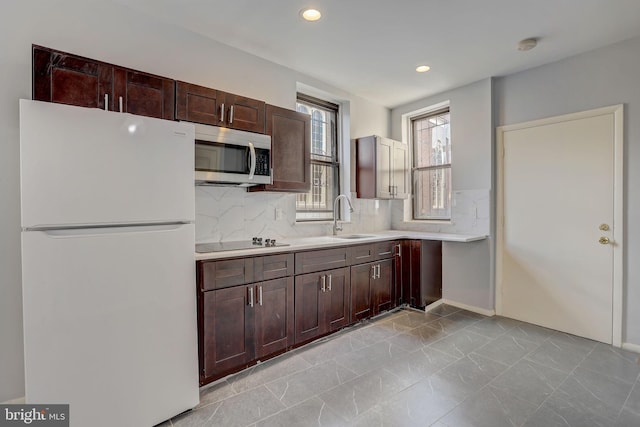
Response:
[32, 45, 175, 120]
[355, 135, 409, 200]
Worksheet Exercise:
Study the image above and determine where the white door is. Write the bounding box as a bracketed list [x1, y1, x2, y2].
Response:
[497, 106, 623, 345]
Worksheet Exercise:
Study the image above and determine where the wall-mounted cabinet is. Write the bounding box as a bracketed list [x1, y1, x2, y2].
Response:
[249, 104, 311, 193]
[355, 135, 409, 199]
[175, 81, 265, 133]
[33, 45, 174, 120]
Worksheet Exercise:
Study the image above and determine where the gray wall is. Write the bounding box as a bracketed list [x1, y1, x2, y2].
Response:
[0, 0, 389, 402]
[494, 36, 640, 346]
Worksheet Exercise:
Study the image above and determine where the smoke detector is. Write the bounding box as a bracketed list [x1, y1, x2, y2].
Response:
[518, 38, 538, 51]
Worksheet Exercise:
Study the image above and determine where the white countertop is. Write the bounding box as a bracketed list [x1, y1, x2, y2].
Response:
[195, 230, 487, 261]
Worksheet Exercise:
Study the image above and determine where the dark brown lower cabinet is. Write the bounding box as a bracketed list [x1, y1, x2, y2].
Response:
[200, 276, 293, 384]
[372, 258, 394, 315]
[351, 258, 395, 322]
[254, 277, 294, 359]
[202, 285, 253, 380]
[294, 267, 350, 345]
[400, 240, 442, 308]
[350, 263, 373, 321]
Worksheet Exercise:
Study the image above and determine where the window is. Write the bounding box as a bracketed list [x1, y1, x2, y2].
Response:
[412, 108, 451, 220]
[295, 94, 340, 221]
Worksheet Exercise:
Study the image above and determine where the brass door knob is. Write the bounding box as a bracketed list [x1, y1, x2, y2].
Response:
[599, 236, 610, 245]
[599, 224, 610, 231]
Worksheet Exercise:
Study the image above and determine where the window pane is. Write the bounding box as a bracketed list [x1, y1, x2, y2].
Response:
[295, 163, 338, 221]
[296, 95, 340, 222]
[413, 111, 451, 167]
[413, 167, 451, 220]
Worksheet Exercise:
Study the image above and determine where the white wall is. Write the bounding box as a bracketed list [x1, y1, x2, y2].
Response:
[0, 0, 390, 402]
[390, 79, 494, 310]
[494, 36, 640, 347]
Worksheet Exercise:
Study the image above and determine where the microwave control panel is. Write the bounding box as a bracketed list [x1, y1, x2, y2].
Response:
[255, 150, 270, 176]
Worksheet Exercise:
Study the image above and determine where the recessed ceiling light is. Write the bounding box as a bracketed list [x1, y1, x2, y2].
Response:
[416, 65, 431, 73]
[301, 8, 322, 21]
[517, 38, 538, 51]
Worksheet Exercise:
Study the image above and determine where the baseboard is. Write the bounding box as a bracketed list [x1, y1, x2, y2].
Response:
[2, 396, 25, 405]
[440, 299, 496, 317]
[622, 342, 640, 354]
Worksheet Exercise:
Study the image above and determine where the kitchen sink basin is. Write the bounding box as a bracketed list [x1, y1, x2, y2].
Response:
[333, 234, 375, 239]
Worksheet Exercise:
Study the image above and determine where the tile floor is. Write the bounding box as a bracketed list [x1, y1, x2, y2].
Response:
[161, 305, 640, 426]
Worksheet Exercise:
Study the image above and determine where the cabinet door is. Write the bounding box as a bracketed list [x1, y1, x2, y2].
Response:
[202, 287, 254, 379]
[295, 247, 349, 275]
[400, 240, 421, 306]
[254, 277, 294, 359]
[376, 137, 393, 199]
[392, 142, 409, 199]
[250, 105, 311, 192]
[420, 240, 443, 307]
[175, 81, 222, 125]
[222, 92, 266, 133]
[323, 267, 351, 332]
[294, 272, 323, 344]
[114, 68, 174, 120]
[350, 263, 373, 322]
[33, 46, 112, 110]
[372, 259, 394, 315]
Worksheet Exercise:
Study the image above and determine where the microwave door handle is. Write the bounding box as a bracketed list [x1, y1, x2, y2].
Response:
[248, 142, 256, 180]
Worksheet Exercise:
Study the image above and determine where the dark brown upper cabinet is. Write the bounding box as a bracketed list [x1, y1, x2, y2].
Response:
[33, 46, 113, 110]
[113, 68, 174, 120]
[175, 81, 265, 133]
[355, 135, 409, 199]
[249, 104, 311, 193]
[175, 82, 223, 125]
[32, 45, 174, 120]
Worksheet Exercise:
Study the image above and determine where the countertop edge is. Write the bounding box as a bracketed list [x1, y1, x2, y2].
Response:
[195, 231, 487, 261]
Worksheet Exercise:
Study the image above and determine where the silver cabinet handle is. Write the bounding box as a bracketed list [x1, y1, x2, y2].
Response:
[248, 286, 254, 307]
[248, 142, 256, 180]
[219, 103, 225, 122]
[371, 265, 376, 279]
[258, 285, 263, 306]
[327, 274, 332, 291]
[104, 94, 108, 111]
[229, 105, 234, 124]
[396, 244, 402, 257]
[119, 96, 123, 113]
[321, 275, 326, 292]
[377, 264, 381, 279]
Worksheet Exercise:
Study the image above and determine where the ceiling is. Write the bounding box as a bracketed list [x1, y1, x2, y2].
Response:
[111, 0, 640, 108]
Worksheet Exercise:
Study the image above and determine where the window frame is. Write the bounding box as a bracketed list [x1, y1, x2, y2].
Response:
[411, 107, 452, 221]
[295, 93, 341, 222]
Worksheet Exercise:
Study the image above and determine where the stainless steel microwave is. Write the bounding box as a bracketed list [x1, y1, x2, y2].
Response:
[193, 123, 272, 187]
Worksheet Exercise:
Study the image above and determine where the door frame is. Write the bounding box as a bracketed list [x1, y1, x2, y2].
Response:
[496, 105, 624, 347]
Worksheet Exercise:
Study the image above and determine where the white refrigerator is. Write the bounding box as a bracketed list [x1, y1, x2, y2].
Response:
[19, 100, 199, 426]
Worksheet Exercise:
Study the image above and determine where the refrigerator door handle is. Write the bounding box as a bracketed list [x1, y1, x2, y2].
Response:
[31, 222, 191, 237]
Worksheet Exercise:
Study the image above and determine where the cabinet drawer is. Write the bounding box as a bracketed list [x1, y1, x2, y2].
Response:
[254, 253, 294, 281]
[199, 258, 254, 291]
[376, 240, 399, 260]
[295, 247, 349, 275]
[349, 244, 375, 265]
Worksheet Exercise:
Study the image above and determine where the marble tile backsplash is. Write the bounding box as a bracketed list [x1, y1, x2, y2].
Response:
[390, 188, 490, 235]
[195, 187, 392, 243]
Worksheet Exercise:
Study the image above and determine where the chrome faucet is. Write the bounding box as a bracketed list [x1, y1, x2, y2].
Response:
[333, 194, 354, 235]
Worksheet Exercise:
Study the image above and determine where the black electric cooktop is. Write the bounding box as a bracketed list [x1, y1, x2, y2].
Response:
[196, 238, 289, 253]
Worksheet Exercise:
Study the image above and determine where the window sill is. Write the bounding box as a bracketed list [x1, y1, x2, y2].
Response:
[401, 219, 453, 225]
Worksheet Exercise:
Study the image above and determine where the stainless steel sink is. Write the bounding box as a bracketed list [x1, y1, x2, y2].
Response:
[333, 234, 374, 239]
